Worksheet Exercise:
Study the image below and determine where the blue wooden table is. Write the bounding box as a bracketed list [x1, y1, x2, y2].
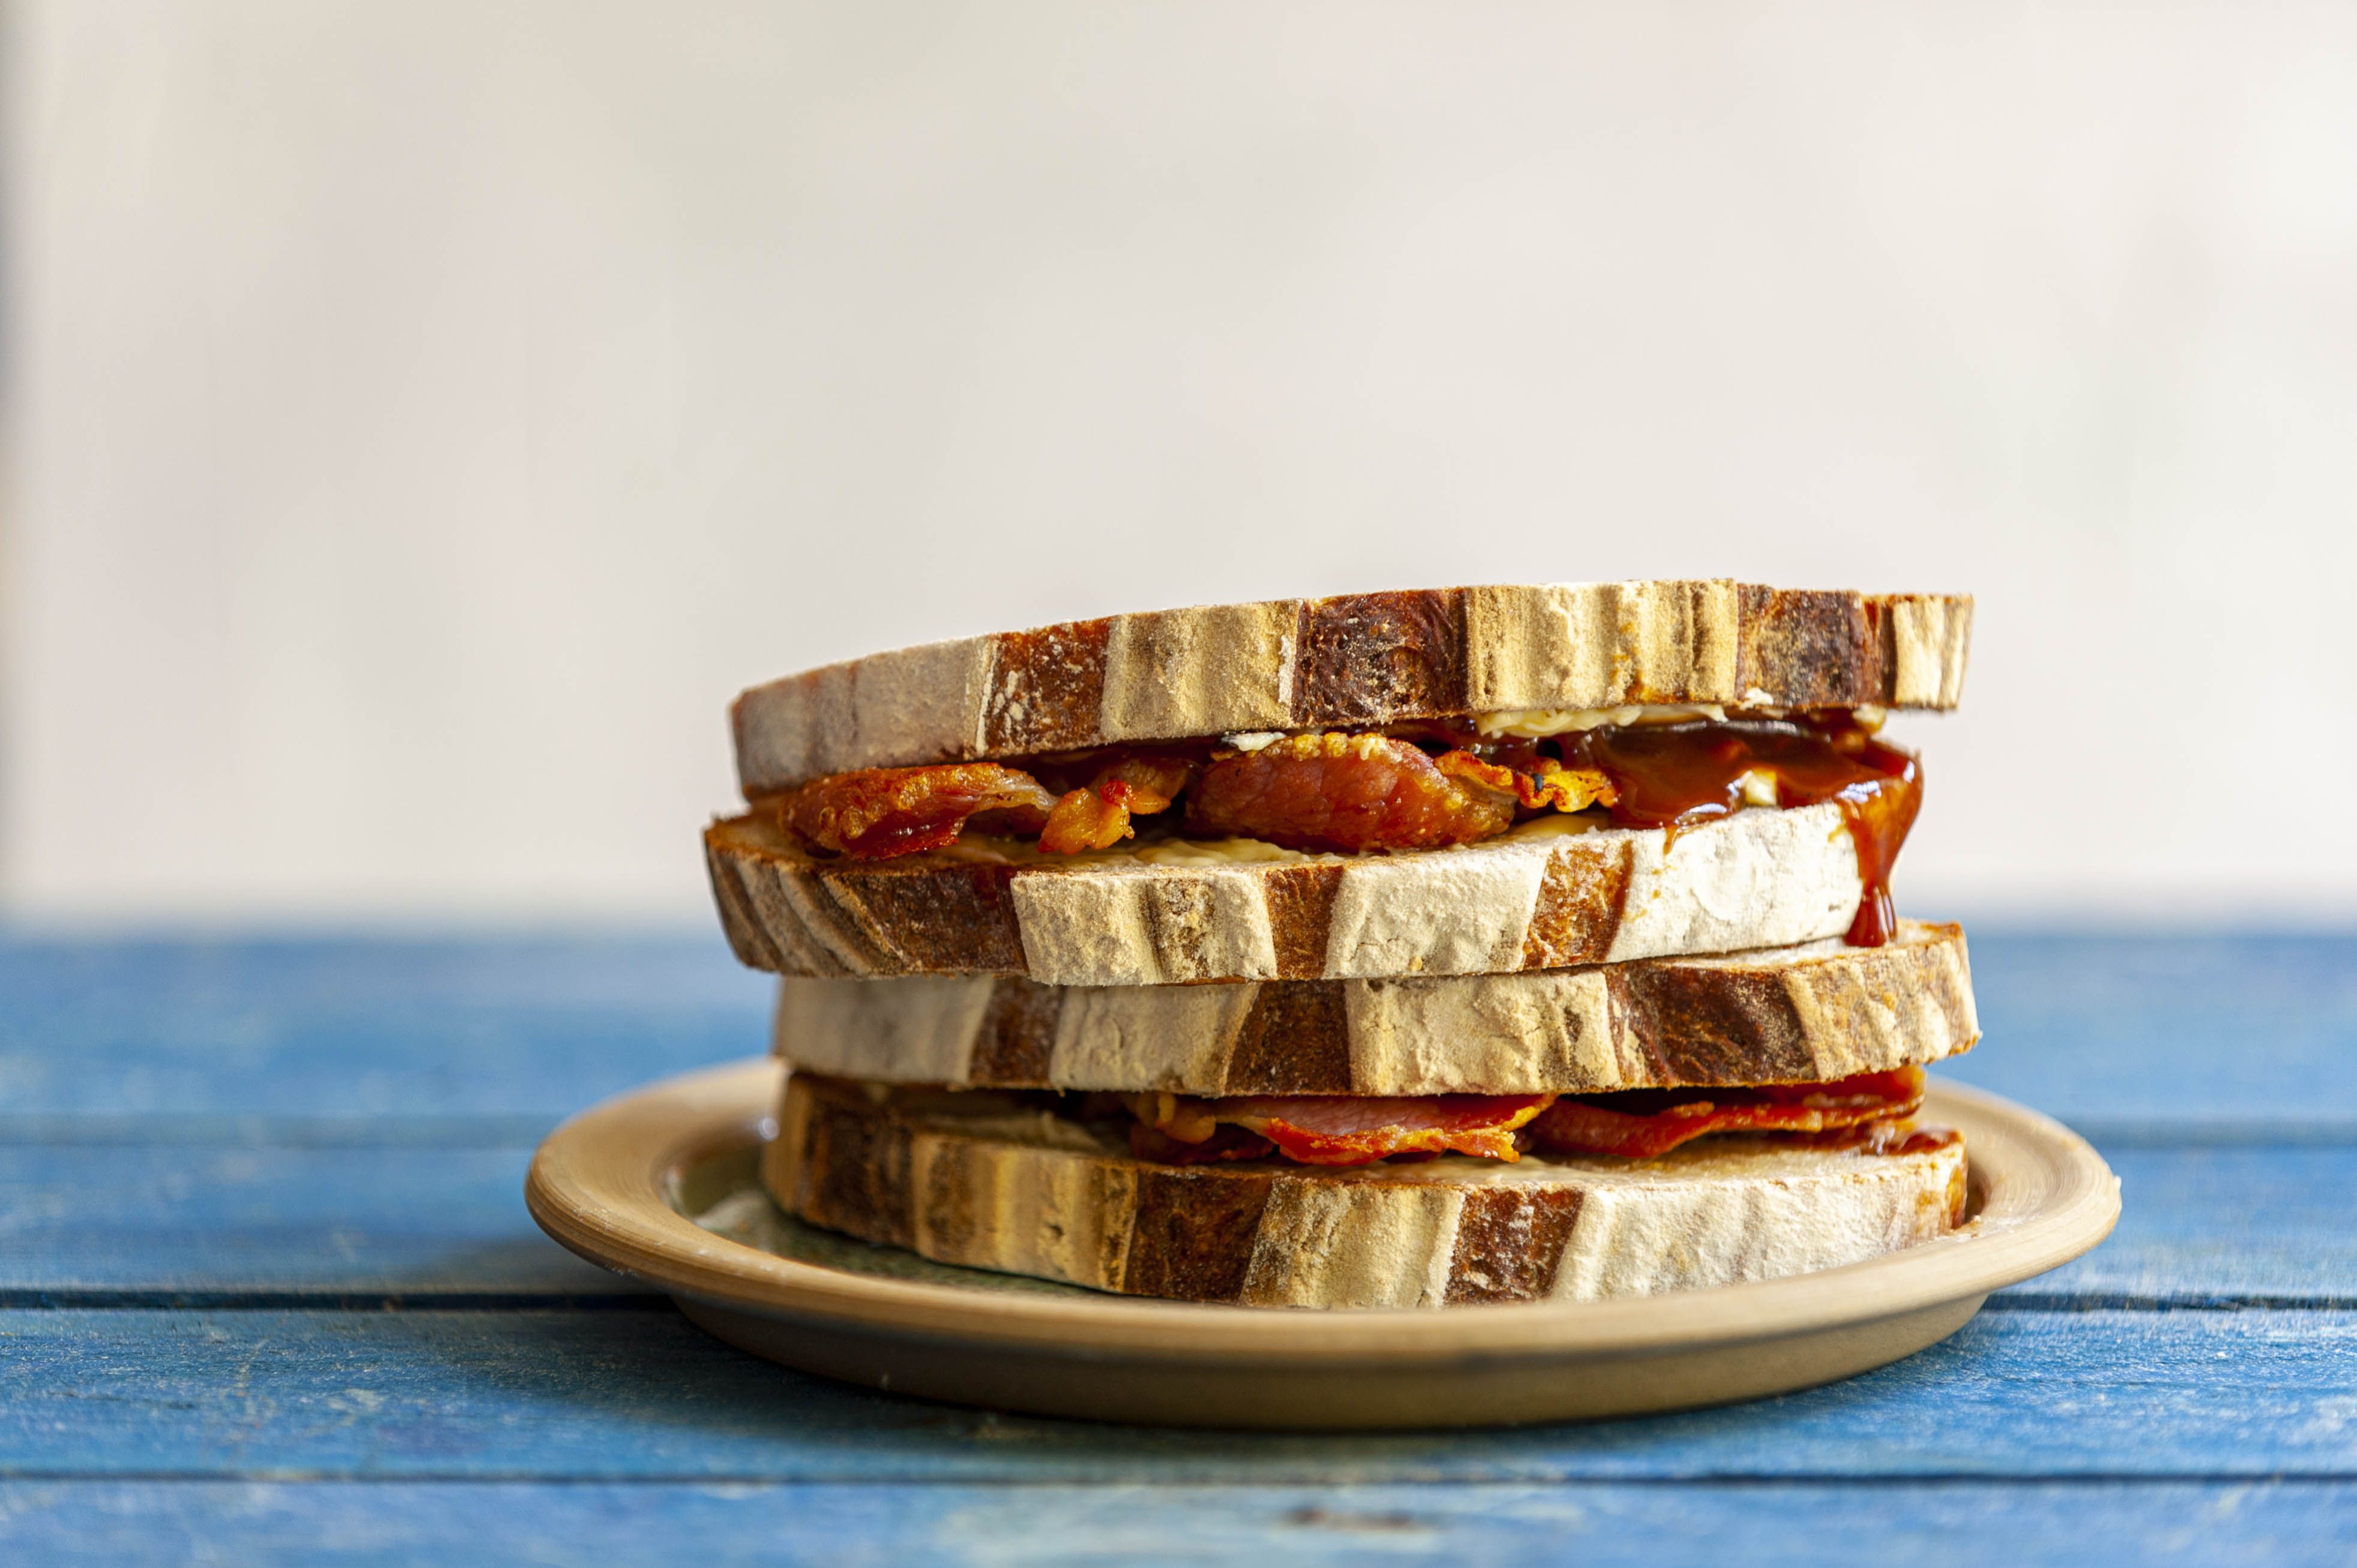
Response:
[2, 930, 2353, 1564]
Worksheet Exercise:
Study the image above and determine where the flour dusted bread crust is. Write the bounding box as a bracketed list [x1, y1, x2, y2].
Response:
[732, 581, 1973, 792]
[708, 800, 1873, 985]
[766, 1075, 1969, 1308]
[773, 921, 1976, 1096]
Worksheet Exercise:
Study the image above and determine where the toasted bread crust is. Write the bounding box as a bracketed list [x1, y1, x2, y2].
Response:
[770, 921, 1976, 1096]
[765, 1075, 1969, 1308]
[732, 582, 1973, 792]
[707, 801, 1868, 985]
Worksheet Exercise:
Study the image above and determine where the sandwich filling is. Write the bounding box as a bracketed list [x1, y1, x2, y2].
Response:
[762, 711, 1922, 946]
[810, 1067, 1948, 1171]
[1117, 1066, 1937, 1165]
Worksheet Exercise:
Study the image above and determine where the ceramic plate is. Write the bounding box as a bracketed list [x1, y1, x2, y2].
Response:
[526, 1059, 2117, 1429]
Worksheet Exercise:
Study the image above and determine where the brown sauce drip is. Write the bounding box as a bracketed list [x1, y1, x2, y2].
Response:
[1562, 719, 1921, 947]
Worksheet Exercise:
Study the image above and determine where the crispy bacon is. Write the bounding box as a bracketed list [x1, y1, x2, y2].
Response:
[776, 717, 1910, 909]
[1114, 1070, 1939, 1168]
[1126, 1090, 1554, 1166]
[1434, 750, 1616, 813]
[783, 764, 1059, 860]
[1037, 756, 1193, 854]
[1184, 734, 1521, 852]
[1094, 753, 1193, 810]
[1039, 783, 1133, 854]
[1526, 1068, 1926, 1160]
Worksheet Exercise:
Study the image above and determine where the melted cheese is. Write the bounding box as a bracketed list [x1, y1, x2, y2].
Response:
[1492, 813, 1603, 843]
[1133, 836, 1307, 866]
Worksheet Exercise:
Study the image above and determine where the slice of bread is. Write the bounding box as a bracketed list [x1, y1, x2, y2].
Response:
[771, 921, 1975, 1096]
[708, 801, 1869, 985]
[766, 1074, 1969, 1308]
[733, 581, 1972, 792]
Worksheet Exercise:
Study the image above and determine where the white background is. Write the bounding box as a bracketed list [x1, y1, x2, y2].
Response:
[7, 2, 2355, 925]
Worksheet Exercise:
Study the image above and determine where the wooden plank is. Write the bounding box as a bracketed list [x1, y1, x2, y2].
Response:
[4, 931, 2356, 1127]
[2, 1307, 2353, 1482]
[1947, 930, 2357, 1126]
[3, 1140, 2346, 1303]
[2022, 1143, 2357, 1304]
[0, 1147, 651, 1300]
[0, 935, 769, 1121]
[0, 1479, 2350, 1567]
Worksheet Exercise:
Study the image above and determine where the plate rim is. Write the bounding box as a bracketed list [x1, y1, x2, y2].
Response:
[526, 1058, 2119, 1366]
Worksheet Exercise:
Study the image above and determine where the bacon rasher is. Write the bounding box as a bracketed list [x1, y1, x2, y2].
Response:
[1526, 1068, 1926, 1160]
[1036, 755, 1193, 854]
[783, 756, 1196, 861]
[1188, 734, 1572, 853]
[1115, 1069, 1930, 1168]
[1126, 1121, 1279, 1165]
[1434, 750, 1617, 814]
[777, 732, 1616, 863]
[783, 765, 1061, 860]
[1125, 1090, 1555, 1166]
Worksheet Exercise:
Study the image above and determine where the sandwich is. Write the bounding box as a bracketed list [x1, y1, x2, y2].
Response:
[707, 579, 1978, 1307]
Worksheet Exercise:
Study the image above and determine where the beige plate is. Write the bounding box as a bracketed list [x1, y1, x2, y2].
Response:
[526, 1059, 2118, 1430]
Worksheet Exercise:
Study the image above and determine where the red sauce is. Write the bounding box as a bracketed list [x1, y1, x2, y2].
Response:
[1563, 719, 1921, 946]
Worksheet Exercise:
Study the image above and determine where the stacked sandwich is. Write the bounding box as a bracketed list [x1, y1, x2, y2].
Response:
[705, 581, 1978, 1309]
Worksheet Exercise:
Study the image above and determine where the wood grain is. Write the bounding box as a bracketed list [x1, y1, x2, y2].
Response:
[0, 1480, 2352, 1567]
[0, 1145, 645, 1298]
[0, 933, 770, 1121]
[4, 1309, 2355, 1480]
